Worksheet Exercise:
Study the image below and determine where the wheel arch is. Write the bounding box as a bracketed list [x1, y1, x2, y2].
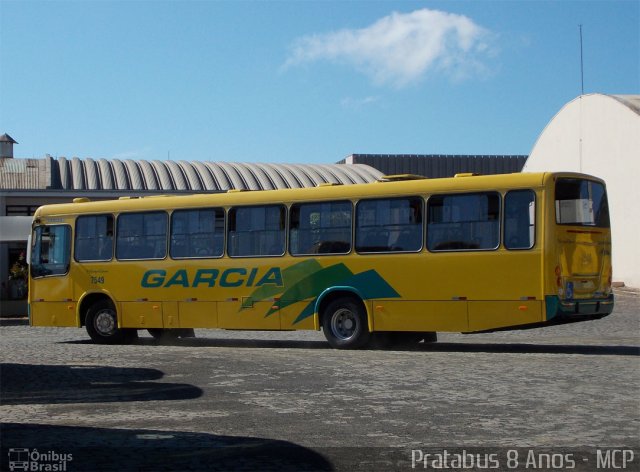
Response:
[78, 291, 118, 327]
[315, 287, 373, 333]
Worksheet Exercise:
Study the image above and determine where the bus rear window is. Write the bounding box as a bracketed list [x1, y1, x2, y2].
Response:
[555, 179, 610, 227]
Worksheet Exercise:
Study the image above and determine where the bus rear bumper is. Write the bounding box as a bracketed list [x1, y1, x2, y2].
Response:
[467, 295, 614, 334]
[545, 294, 614, 321]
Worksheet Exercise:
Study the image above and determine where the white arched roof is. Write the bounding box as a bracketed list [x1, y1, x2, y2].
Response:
[524, 93, 640, 288]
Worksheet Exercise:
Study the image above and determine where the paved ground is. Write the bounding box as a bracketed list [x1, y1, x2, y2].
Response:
[1, 289, 638, 471]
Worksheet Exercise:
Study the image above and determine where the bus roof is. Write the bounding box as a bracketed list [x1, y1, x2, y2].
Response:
[32, 171, 603, 218]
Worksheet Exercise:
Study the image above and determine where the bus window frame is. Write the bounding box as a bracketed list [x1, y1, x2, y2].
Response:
[355, 196, 424, 255]
[74, 214, 115, 263]
[31, 224, 72, 278]
[503, 190, 536, 251]
[227, 204, 287, 258]
[169, 207, 226, 260]
[426, 191, 502, 253]
[554, 178, 610, 228]
[115, 211, 169, 261]
[289, 200, 353, 257]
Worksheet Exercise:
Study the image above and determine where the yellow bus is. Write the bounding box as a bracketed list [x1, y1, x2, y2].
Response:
[28, 171, 614, 349]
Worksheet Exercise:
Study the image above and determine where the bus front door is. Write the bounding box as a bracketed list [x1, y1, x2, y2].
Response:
[29, 224, 76, 327]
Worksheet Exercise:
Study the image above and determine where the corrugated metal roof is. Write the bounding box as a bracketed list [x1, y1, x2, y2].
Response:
[0, 158, 41, 189]
[1, 154, 531, 191]
[0, 156, 385, 191]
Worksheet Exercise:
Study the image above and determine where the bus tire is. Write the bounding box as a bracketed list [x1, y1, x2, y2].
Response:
[85, 300, 136, 345]
[321, 296, 371, 349]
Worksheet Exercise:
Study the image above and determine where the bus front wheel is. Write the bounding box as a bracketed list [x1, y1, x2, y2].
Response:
[85, 300, 137, 345]
[321, 296, 371, 349]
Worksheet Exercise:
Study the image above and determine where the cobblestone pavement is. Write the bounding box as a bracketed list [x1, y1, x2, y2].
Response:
[1, 289, 638, 471]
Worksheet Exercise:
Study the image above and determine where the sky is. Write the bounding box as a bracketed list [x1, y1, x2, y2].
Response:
[0, 0, 638, 164]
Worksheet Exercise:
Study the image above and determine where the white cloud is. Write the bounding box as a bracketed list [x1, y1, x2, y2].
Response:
[285, 8, 496, 87]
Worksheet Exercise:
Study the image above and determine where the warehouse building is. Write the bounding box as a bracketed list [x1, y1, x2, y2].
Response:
[341, 154, 527, 177]
[0, 147, 382, 307]
[0, 144, 525, 312]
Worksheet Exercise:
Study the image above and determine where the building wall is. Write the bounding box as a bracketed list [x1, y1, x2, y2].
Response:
[523, 94, 640, 288]
[343, 154, 527, 178]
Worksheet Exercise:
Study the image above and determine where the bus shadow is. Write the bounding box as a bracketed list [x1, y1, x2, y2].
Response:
[64, 337, 332, 350]
[61, 338, 639, 356]
[149, 338, 640, 356]
[0, 363, 203, 405]
[1, 422, 333, 472]
[0, 317, 28, 326]
[156, 337, 331, 350]
[416, 342, 640, 356]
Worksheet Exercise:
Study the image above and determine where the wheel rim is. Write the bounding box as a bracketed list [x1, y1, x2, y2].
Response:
[330, 308, 358, 340]
[94, 309, 116, 336]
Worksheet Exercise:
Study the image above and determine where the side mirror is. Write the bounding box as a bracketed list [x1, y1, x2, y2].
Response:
[26, 233, 32, 266]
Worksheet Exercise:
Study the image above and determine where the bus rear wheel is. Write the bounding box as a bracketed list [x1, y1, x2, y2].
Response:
[321, 296, 371, 349]
[85, 300, 137, 345]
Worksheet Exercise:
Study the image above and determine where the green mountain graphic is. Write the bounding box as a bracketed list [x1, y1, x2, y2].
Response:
[242, 259, 400, 325]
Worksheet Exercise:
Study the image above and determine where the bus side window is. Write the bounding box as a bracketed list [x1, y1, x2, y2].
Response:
[228, 205, 286, 257]
[504, 190, 535, 250]
[427, 193, 500, 251]
[356, 197, 423, 253]
[75, 215, 114, 262]
[116, 212, 168, 260]
[290, 201, 352, 256]
[170, 208, 224, 259]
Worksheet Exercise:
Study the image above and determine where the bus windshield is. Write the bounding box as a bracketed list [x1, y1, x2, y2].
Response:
[31, 225, 72, 277]
[555, 178, 610, 227]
